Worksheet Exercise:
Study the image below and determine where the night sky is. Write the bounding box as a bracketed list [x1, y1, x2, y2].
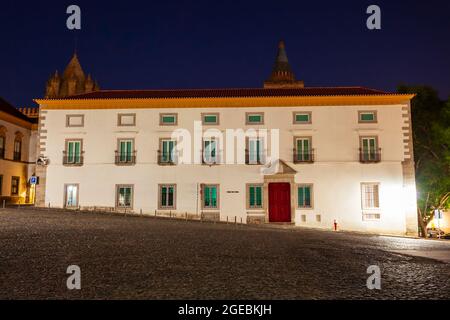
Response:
[1, 0, 449, 107]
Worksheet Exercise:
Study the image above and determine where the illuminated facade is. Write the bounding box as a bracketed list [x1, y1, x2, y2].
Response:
[33, 42, 419, 235]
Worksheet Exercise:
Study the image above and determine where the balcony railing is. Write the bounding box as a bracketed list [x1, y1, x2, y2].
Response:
[13, 151, 21, 161]
[293, 148, 315, 163]
[245, 149, 266, 165]
[0, 148, 4, 159]
[359, 148, 381, 163]
[201, 150, 220, 165]
[115, 151, 137, 165]
[63, 151, 84, 166]
[157, 150, 177, 165]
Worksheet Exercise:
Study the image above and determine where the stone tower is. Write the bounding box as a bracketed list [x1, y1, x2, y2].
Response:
[45, 53, 99, 98]
[264, 41, 304, 89]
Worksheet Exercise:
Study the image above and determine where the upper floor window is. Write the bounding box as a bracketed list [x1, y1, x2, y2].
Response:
[294, 137, 314, 163]
[246, 112, 264, 125]
[203, 138, 219, 165]
[64, 139, 83, 165]
[202, 113, 219, 125]
[0, 126, 5, 159]
[293, 112, 312, 124]
[13, 133, 22, 161]
[358, 111, 377, 123]
[118, 113, 136, 126]
[66, 114, 84, 127]
[160, 113, 178, 126]
[246, 138, 265, 165]
[359, 136, 381, 163]
[158, 139, 176, 165]
[116, 139, 136, 165]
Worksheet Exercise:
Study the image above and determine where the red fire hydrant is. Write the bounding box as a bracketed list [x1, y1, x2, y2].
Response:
[333, 220, 338, 231]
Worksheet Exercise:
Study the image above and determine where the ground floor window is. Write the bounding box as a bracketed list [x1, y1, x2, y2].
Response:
[159, 184, 176, 209]
[116, 185, 133, 208]
[361, 183, 380, 209]
[11, 177, 20, 196]
[297, 184, 313, 208]
[65, 184, 79, 208]
[202, 184, 219, 209]
[247, 184, 263, 209]
[0, 175, 3, 195]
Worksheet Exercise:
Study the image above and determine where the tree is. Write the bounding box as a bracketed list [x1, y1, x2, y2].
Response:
[397, 86, 450, 237]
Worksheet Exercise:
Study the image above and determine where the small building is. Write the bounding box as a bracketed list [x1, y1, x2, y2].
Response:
[0, 97, 38, 204]
[33, 42, 419, 235]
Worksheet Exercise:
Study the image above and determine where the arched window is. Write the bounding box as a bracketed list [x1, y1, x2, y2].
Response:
[13, 132, 23, 161]
[0, 126, 6, 159]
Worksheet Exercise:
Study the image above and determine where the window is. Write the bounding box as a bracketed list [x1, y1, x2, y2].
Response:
[247, 138, 264, 164]
[293, 112, 312, 124]
[66, 115, 84, 127]
[0, 175, 3, 196]
[64, 184, 79, 208]
[246, 112, 264, 125]
[64, 140, 83, 165]
[202, 113, 219, 125]
[160, 113, 178, 126]
[203, 138, 219, 164]
[13, 137, 22, 161]
[11, 177, 20, 196]
[360, 137, 379, 162]
[159, 139, 176, 164]
[297, 185, 313, 208]
[247, 184, 263, 209]
[361, 183, 380, 209]
[118, 113, 136, 126]
[202, 184, 219, 209]
[294, 137, 313, 163]
[116, 185, 133, 208]
[159, 184, 176, 209]
[116, 139, 135, 164]
[0, 134, 5, 159]
[358, 111, 377, 123]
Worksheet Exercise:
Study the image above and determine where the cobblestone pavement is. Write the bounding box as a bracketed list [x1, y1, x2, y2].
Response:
[0, 209, 449, 299]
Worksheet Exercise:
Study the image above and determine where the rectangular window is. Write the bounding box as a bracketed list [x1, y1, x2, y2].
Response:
[66, 115, 84, 127]
[247, 138, 264, 164]
[11, 177, 20, 196]
[247, 184, 263, 209]
[358, 111, 377, 123]
[160, 113, 178, 126]
[246, 112, 264, 125]
[297, 185, 313, 208]
[294, 137, 312, 162]
[202, 113, 219, 125]
[159, 139, 176, 164]
[360, 137, 378, 162]
[361, 183, 380, 209]
[13, 139, 22, 161]
[293, 112, 312, 124]
[118, 113, 136, 126]
[116, 185, 133, 208]
[159, 184, 176, 209]
[0, 136, 5, 159]
[202, 184, 219, 209]
[0, 175, 3, 196]
[65, 184, 79, 208]
[203, 138, 218, 164]
[117, 139, 134, 163]
[65, 140, 82, 164]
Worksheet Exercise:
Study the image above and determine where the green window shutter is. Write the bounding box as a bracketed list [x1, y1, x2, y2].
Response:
[249, 186, 255, 206]
[168, 186, 174, 206]
[298, 187, 304, 207]
[211, 186, 217, 207]
[361, 113, 374, 121]
[204, 186, 210, 206]
[204, 115, 217, 123]
[161, 186, 167, 206]
[162, 141, 168, 162]
[162, 115, 176, 124]
[248, 115, 262, 123]
[74, 142, 80, 163]
[68, 142, 74, 161]
[305, 187, 311, 207]
[296, 114, 310, 123]
[256, 187, 262, 206]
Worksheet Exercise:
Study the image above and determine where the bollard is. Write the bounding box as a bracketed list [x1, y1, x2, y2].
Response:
[154, 209, 157, 217]
[2, 200, 5, 209]
[234, 216, 237, 225]
[226, 216, 228, 224]
[185, 212, 187, 221]
[140, 208, 142, 215]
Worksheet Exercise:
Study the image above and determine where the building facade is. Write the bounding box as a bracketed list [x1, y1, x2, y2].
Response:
[0, 97, 38, 204]
[33, 43, 419, 235]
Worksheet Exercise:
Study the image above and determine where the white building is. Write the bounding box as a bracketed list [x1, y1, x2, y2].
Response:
[34, 42, 418, 235]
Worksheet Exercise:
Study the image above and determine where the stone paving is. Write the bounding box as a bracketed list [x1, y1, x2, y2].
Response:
[0, 208, 449, 299]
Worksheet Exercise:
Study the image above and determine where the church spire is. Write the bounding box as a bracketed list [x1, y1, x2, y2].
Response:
[264, 40, 304, 88]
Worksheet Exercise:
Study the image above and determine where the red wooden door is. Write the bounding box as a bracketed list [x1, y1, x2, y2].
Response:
[268, 183, 291, 222]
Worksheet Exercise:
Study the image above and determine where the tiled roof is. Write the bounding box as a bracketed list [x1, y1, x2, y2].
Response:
[55, 87, 395, 100]
[0, 97, 38, 124]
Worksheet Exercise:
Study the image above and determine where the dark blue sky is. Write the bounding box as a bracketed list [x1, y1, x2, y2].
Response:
[1, 0, 449, 107]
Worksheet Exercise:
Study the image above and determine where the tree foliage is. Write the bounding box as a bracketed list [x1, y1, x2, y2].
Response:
[397, 85, 450, 236]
